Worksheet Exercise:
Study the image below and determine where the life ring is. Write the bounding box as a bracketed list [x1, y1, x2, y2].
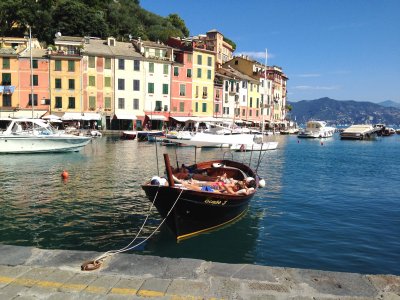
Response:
[212, 163, 223, 168]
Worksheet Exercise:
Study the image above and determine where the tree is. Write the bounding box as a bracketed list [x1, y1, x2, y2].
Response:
[167, 14, 189, 37]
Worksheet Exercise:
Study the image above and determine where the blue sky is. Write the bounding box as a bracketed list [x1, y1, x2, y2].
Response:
[141, 0, 399, 103]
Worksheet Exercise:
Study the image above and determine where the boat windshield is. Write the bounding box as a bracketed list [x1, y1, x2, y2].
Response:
[33, 121, 56, 135]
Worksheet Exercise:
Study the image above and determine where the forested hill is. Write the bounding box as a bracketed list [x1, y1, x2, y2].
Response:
[0, 0, 189, 45]
[289, 97, 400, 125]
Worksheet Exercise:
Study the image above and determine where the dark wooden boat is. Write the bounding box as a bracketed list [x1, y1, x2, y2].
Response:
[121, 131, 137, 140]
[141, 155, 258, 241]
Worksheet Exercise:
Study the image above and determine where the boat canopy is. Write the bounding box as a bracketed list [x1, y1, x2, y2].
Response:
[115, 113, 137, 120]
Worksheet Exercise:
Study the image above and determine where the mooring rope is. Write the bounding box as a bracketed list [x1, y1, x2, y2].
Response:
[81, 187, 184, 271]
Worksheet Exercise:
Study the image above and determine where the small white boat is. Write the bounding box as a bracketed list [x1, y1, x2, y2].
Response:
[0, 118, 92, 153]
[297, 121, 335, 138]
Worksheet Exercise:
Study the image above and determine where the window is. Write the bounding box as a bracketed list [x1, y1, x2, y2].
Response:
[89, 76, 95, 87]
[55, 97, 62, 108]
[1, 73, 11, 85]
[32, 60, 38, 69]
[187, 54, 192, 63]
[32, 75, 38, 86]
[89, 96, 96, 109]
[202, 103, 207, 112]
[155, 100, 162, 111]
[250, 97, 253, 107]
[28, 94, 38, 106]
[55, 78, 62, 89]
[163, 64, 168, 75]
[162, 84, 168, 95]
[134, 60, 140, 71]
[68, 79, 75, 90]
[186, 69, 192, 78]
[197, 68, 202, 78]
[207, 70, 212, 79]
[118, 98, 125, 109]
[118, 78, 125, 90]
[215, 89, 220, 99]
[105, 58, 111, 69]
[105, 97, 111, 109]
[68, 97, 75, 108]
[148, 82, 154, 93]
[179, 84, 186, 96]
[249, 110, 252, 117]
[202, 87, 207, 98]
[89, 57, 95, 68]
[242, 81, 247, 88]
[3, 94, 11, 106]
[197, 55, 202, 65]
[256, 98, 259, 108]
[68, 61, 75, 72]
[118, 59, 125, 70]
[225, 81, 228, 92]
[179, 102, 184, 112]
[133, 79, 140, 91]
[242, 109, 245, 116]
[104, 77, 111, 87]
[149, 62, 154, 73]
[195, 86, 199, 98]
[250, 84, 253, 92]
[174, 67, 179, 76]
[55, 60, 61, 71]
[133, 98, 139, 110]
[256, 110, 259, 117]
[195, 102, 199, 112]
[215, 103, 220, 113]
[2, 58, 10, 69]
[207, 56, 212, 66]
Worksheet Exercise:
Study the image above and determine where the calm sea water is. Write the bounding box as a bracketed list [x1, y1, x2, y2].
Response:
[1, 133, 399, 275]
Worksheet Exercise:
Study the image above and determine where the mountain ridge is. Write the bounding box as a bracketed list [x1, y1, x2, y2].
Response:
[289, 97, 400, 125]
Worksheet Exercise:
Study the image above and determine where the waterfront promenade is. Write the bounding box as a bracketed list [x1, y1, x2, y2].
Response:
[0, 244, 399, 299]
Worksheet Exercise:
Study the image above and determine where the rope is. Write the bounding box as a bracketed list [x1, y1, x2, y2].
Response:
[81, 187, 184, 271]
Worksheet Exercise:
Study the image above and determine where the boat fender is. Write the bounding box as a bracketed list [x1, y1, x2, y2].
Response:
[61, 170, 69, 179]
[258, 179, 266, 188]
[212, 163, 223, 168]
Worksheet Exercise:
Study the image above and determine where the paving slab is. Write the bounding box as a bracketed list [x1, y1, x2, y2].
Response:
[0, 244, 399, 299]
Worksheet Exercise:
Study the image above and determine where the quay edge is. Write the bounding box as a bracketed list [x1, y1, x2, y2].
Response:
[0, 244, 399, 299]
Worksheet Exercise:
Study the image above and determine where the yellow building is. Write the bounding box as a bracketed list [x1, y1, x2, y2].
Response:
[192, 48, 215, 116]
[49, 36, 84, 117]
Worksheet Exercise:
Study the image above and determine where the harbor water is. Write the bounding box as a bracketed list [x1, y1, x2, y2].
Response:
[1, 133, 399, 275]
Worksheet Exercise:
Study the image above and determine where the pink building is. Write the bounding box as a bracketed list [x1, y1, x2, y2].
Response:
[167, 38, 193, 121]
[18, 48, 50, 114]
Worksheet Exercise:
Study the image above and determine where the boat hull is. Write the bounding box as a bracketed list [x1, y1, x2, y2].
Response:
[142, 185, 253, 240]
[0, 136, 91, 153]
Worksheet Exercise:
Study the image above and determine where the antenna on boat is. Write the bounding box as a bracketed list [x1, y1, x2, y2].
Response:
[155, 136, 159, 176]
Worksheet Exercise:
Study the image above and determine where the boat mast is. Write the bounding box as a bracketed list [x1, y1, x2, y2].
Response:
[29, 25, 34, 118]
[262, 49, 267, 134]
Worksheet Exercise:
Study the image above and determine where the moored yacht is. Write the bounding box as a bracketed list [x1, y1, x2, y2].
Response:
[297, 121, 335, 138]
[0, 118, 91, 153]
[340, 124, 378, 140]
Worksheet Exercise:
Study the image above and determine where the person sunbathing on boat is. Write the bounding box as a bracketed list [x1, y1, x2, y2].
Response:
[180, 177, 255, 195]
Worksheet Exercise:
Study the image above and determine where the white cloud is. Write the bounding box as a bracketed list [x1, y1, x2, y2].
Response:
[293, 85, 339, 91]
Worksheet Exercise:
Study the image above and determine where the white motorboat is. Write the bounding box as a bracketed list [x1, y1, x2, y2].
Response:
[0, 118, 92, 153]
[297, 121, 335, 138]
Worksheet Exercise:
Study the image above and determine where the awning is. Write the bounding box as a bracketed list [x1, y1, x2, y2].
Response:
[147, 115, 167, 121]
[7, 110, 47, 119]
[61, 112, 84, 120]
[115, 113, 137, 120]
[171, 116, 192, 122]
[82, 113, 101, 121]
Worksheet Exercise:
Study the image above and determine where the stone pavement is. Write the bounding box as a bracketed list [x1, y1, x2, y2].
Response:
[0, 244, 399, 299]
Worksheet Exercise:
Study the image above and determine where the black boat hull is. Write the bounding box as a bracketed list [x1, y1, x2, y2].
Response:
[142, 185, 253, 240]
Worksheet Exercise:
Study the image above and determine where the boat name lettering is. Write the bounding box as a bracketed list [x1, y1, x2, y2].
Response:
[204, 199, 227, 205]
